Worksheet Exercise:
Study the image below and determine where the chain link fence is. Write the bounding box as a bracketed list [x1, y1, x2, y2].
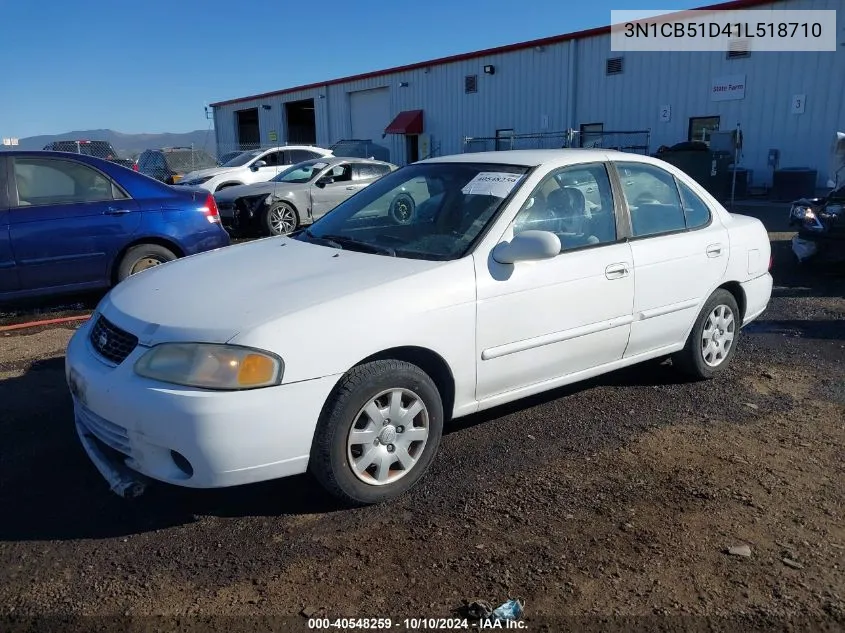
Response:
[462, 130, 651, 155]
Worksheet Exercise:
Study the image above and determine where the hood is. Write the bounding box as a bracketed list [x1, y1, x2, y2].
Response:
[182, 166, 235, 181]
[98, 238, 444, 346]
[213, 180, 303, 202]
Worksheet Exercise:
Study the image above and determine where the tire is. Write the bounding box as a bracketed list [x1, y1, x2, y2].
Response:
[672, 288, 741, 380]
[388, 192, 415, 225]
[309, 360, 444, 505]
[262, 202, 299, 236]
[117, 244, 178, 282]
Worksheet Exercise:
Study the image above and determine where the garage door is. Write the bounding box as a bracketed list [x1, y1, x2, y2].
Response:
[349, 88, 390, 143]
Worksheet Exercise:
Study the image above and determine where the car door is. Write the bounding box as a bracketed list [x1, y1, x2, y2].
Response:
[310, 163, 355, 218]
[474, 161, 635, 401]
[253, 149, 285, 183]
[611, 160, 729, 359]
[8, 155, 141, 291]
[0, 155, 20, 293]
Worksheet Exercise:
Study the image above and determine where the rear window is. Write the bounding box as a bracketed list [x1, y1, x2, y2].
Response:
[163, 150, 218, 171]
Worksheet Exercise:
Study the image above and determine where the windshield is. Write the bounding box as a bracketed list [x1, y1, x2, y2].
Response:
[271, 159, 330, 184]
[222, 150, 262, 167]
[295, 162, 531, 260]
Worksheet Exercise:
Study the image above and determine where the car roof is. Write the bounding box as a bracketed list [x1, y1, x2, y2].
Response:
[0, 149, 111, 161]
[320, 156, 392, 166]
[420, 148, 646, 167]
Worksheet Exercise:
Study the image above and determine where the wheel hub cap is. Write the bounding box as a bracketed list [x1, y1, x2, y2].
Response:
[379, 425, 397, 444]
[346, 388, 429, 486]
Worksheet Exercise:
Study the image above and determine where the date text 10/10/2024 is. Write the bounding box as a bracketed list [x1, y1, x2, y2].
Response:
[308, 618, 527, 629]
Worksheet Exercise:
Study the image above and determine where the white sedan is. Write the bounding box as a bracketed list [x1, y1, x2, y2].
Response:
[65, 149, 773, 505]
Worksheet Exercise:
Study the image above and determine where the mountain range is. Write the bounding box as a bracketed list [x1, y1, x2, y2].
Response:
[3, 129, 217, 158]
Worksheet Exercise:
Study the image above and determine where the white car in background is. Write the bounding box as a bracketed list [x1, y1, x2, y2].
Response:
[65, 149, 773, 506]
[178, 145, 334, 193]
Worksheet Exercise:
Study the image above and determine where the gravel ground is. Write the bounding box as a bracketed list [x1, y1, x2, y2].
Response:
[0, 230, 843, 632]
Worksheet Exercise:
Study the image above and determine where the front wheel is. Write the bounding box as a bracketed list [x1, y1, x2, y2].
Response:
[672, 288, 740, 380]
[309, 360, 444, 505]
[262, 202, 299, 236]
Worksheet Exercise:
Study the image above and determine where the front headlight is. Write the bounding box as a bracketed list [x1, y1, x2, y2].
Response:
[790, 205, 812, 220]
[134, 343, 284, 390]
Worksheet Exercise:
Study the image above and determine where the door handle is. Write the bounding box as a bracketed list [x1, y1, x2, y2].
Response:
[605, 263, 630, 279]
[706, 243, 723, 258]
[103, 207, 132, 215]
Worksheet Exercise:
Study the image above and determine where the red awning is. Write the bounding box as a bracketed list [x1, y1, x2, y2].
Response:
[384, 110, 424, 135]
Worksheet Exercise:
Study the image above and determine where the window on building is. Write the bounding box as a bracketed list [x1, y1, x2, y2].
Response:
[464, 75, 478, 94]
[726, 39, 751, 59]
[495, 129, 514, 151]
[688, 116, 721, 143]
[606, 57, 624, 75]
[580, 123, 604, 148]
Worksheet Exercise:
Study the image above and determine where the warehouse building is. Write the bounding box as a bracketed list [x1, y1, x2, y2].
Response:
[210, 0, 844, 191]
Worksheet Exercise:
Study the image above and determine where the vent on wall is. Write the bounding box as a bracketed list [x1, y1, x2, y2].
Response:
[727, 39, 751, 58]
[465, 74, 478, 93]
[606, 57, 624, 75]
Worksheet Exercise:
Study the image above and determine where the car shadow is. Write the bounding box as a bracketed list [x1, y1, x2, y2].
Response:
[0, 357, 340, 543]
[445, 357, 690, 435]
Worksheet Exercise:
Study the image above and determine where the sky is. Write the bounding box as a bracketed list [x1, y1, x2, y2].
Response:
[0, 0, 698, 138]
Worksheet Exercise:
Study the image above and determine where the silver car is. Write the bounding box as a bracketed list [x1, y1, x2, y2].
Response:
[214, 156, 397, 236]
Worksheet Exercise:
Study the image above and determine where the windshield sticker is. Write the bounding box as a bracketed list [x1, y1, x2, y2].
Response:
[312, 162, 328, 170]
[461, 172, 523, 198]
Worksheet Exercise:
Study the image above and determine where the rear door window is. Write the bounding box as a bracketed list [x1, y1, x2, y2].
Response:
[14, 158, 116, 206]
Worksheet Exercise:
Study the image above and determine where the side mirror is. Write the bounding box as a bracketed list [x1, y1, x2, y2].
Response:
[251, 160, 267, 171]
[491, 230, 560, 265]
[315, 176, 334, 188]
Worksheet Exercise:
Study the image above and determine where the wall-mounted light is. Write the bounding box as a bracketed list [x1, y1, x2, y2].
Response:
[399, 81, 409, 87]
[318, 94, 326, 99]
[534, 45, 545, 53]
[261, 104, 272, 110]
[483, 65, 495, 75]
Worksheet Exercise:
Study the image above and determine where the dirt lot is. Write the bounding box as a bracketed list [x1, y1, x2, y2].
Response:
[0, 228, 843, 632]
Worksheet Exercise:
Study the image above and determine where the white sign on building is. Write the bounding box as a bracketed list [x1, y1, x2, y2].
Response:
[711, 75, 746, 101]
[2, 138, 19, 146]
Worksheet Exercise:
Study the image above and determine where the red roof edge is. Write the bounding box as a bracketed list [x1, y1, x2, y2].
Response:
[209, 0, 781, 108]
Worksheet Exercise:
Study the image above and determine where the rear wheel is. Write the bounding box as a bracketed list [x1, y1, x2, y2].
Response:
[309, 360, 444, 505]
[117, 244, 177, 282]
[672, 289, 740, 380]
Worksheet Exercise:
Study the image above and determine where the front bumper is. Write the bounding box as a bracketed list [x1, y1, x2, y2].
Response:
[65, 319, 341, 494]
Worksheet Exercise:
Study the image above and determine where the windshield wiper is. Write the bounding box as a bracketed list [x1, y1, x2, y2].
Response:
[315, 233, 396, 257]
[303, 229, 343, 250]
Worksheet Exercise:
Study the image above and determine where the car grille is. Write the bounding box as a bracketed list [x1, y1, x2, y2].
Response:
[89, 315, 139, 365]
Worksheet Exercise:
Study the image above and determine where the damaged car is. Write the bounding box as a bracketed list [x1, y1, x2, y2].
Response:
[215, 157, 397, 236]
[788, 132, 845, 264]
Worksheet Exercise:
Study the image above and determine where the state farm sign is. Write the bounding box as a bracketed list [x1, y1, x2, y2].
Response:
[711, 74, 746, 101]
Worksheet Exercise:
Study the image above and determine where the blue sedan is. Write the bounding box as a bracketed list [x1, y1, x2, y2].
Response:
[0, 150, 231, 301]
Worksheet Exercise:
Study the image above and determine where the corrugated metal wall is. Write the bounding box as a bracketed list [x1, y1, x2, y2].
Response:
[574, 0, 844, 187]
[213, 0, 844, 185]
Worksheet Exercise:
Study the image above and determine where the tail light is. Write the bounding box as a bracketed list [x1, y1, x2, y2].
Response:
[201, 193, 221, 224]
[769, 254, 773, 271]
[132, 163, 139, 171]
